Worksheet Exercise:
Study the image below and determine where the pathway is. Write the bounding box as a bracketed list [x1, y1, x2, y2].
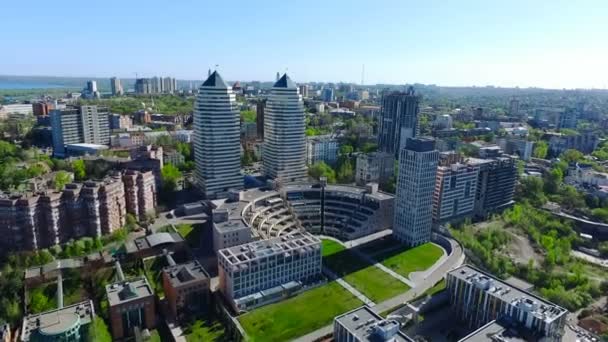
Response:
[323, 267, 375, 306]
[294, 234, 465, 342]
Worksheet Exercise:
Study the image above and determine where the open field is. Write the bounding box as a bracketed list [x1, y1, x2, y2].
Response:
[238, 281, 362, 342]
[322, 239, 409, 302]
[377, 243, 444, 278]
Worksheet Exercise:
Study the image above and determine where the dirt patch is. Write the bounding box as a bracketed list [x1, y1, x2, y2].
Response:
[504, 230, 544, 265]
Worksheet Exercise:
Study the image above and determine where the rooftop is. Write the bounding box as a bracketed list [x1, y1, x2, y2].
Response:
[458, 318, 538, 342]
[125, 232, 184, 253]
[449, 265, 567, 323]
[283, 183, 394, 201]
[334, 306, 414, 342]
[219, 231, 320, 267]
[22, 300, 94, 341]
[106, 277, 154, 306]
[163, 260, 210, 288]
[201, 71, 230, 89]
[274, 73, 297, 89]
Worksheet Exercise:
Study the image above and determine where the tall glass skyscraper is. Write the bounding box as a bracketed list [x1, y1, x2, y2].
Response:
[378, 86, 420, 158]
[193, 71, 242, 198]
[262, 74, 307, 183]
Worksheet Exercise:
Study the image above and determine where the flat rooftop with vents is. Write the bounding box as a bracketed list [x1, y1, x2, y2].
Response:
[219, 231, 320, 269]
[21, 300, 95, 341]
[334, 306, 414, 342]
[163, 260, 209, 288]
[106, 277, 154, 306]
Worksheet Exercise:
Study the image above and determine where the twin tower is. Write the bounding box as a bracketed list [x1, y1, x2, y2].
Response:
[193, 71, 307, 198]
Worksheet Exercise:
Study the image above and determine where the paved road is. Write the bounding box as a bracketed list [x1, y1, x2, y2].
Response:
[293, 235, 465, 342]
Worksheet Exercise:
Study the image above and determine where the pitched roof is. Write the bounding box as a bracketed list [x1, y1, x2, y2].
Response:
[202, 71, 230, 88]
[273, 73, 297, 89]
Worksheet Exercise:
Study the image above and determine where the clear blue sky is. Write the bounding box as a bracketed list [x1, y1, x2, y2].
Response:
[2, 0, 607, 88]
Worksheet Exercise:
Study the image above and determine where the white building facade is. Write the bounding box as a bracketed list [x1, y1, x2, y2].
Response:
[393, 138, 438, 246]
[193, 71, 243, 198]
[262, 74, 308, 183]
[306, 135, 338, 165]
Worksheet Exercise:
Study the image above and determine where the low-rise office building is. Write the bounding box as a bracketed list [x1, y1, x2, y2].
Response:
[106, 277, 155, 340]
[21, 300, 95, 342]
[447, 265, 567, 342]
[218, 231, 322, 312]
[306, 135, 339, 166]
[162, 258, 210, 321]
[355, 152, 395, 186]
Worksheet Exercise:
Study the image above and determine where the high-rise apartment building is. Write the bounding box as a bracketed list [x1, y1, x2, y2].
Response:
[135, 78, 151, 94]
[193, 71, 242, 198]
[50, 105, 110, 157]
[151, 76, 162, 93]
[378, 87, 420, 158]
[321, 88, 334, 102]
[163, 77, 174, 93]
[218, 231, 322, 312]
[355, 152, 395, 186]
[447, 265, 567, 342]
[509, 98, 519, 117]
[0, 171, 155, 253]
[557, 108, 578, 130]
[110, 77, 123, 96]
[468, 153, 517, 219]
[263, 74, 308, 183]
[256, 99, 266, 139]
[306, 135, 338, 165]
[393, 138, 438, 246]
[33, 102, 54, 116]
[86, 80, 97, 93]
[433, 163, 479, 225]
[299, 84, 309, 98]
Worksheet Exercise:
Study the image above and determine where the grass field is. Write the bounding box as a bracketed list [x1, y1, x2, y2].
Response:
[377, 243, 444, 278]
[322, 240, 409, 302]
[238, 281, 363, 342]
[177, 224, 201, 248]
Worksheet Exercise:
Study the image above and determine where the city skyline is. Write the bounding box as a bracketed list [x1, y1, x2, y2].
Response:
[2, 1, 608, 89]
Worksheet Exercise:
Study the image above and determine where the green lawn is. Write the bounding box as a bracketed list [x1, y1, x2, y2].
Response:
[378, 243, 444, 278]
[177, 224, 201, 248]
[144, 257, 167, 298]
[239, 281, 363, 342]
[184, 317, 229, 341]
[322, 239, 409, 302]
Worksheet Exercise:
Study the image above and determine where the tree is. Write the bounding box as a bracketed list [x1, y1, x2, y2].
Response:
[161, 164, 182, 192]
[533, 141, 549, 159]
[53, 171, 72, 190]
[558, 185, 586, 211]
[560, 149, 584, 164]
[88, 317, 112, 342]
[176, 142, 192, 161]
[518, 177, 547, 206]
[544, 168, 563, 194]
[339, 144, 354, 156]
[126, 213, 137, 229]
[72, 159, 86, 181]
[337, 158, 354, 183]
[240, 110, 256, 123]
[29, 289, 51, 313]
[308, 162, 336, 183]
